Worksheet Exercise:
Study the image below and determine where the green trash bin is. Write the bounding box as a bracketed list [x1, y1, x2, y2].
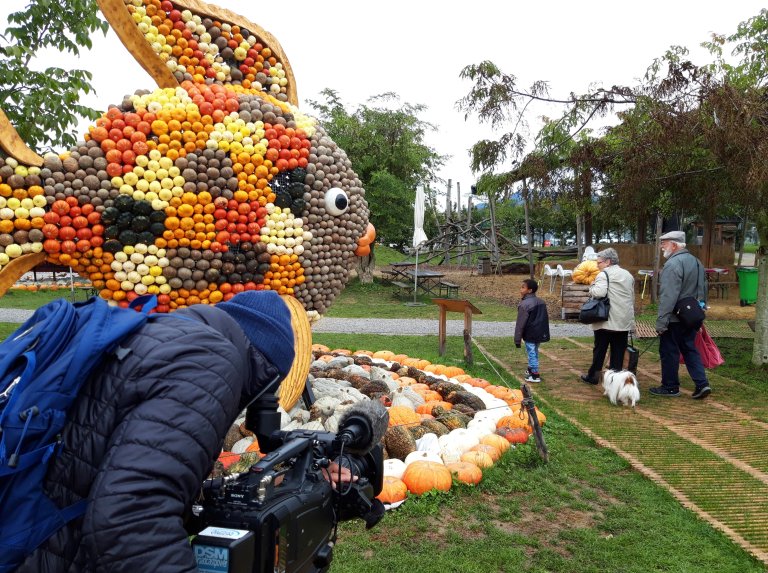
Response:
[736, 267, 759, 306]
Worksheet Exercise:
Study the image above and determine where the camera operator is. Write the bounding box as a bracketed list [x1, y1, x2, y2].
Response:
[15, 290, 351, 573]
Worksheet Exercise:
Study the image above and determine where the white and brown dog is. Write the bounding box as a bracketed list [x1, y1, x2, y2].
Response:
[602, 369, 640, 407]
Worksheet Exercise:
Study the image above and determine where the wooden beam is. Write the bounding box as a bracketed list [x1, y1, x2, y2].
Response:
[0, 252, 47, 298]
[0, 109, 44, 167]
[96, 0, 298, 105]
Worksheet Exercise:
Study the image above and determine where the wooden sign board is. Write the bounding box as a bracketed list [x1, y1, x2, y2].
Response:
[431, 298, 482, 365]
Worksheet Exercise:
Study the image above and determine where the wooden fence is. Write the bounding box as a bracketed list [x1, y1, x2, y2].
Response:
[595, 244, 733, 267]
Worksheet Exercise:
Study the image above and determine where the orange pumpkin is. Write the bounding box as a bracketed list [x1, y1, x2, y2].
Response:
[376, 476, 408, 504]
[480, 433, 511, 453]
[421, 390, 442, 402]
[446, 461, 483, 485]
[398, 376, 418, 386]
[497, 427, 529, 444]
[415, 400, 453, 415]
[497, 413, 530, 432]
[461, 450, 494, 469]
[468, 377, 490, 389]
[470, 443, 501, 462]
[331, 348, 352, 356]
[388, 405, 421, 427]
[443, 366, 465, 378]
[372, 350, 395, 360]
[452, 374, 473, 383]
[391, 354, 410, 363]
[402, 461, 453, 495]
[312, 343, 330, 353]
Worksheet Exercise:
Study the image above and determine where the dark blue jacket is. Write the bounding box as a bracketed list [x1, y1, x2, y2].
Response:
[514, 294, 550, 345]
[16, 304, 283, 572]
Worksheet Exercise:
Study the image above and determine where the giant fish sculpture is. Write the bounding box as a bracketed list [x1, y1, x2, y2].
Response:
[0, 0, 376, 318]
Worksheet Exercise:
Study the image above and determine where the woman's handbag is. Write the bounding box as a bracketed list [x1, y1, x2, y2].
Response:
[579, 271, 610, 324]
[624, 333, 639, 373]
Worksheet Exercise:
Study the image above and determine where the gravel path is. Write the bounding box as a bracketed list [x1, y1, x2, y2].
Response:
[0, 307, 592, 338]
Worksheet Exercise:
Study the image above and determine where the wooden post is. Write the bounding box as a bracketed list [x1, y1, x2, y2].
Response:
[432, 299, 482, 364]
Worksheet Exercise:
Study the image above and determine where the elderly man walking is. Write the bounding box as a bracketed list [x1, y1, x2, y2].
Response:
[651, 230, 711, 399]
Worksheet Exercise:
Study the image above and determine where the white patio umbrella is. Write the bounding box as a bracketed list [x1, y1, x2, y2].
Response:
[407, 185, 428, 306]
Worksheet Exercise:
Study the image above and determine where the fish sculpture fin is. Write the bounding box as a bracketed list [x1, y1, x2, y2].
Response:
[277, 294, 313, 411]
[96, 0, 298, 105]
[0, 109, 44, 167]
[0, 252, 47, 298]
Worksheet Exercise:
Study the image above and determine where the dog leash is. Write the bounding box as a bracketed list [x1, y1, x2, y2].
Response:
[629, 332, 658, 360]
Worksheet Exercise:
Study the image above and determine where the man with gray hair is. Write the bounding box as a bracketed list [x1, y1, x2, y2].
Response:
[651, 230, 711, 399]
[580, 247, 635, 384]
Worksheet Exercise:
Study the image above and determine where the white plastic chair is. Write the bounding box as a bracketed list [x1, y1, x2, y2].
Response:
[556, 264, 573, 294]
[542, 263, 558, 292]
[582, 246, 597, 261]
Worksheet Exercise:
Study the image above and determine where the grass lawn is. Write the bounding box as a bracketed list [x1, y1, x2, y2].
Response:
[310, 333, 765, 572]
[325, 277, 516, 322]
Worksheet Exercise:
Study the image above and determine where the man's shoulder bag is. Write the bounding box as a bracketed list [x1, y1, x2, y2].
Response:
[674, 296, 705, 330]
[673, 257, 705, 330]
[579, 271, 610, 324]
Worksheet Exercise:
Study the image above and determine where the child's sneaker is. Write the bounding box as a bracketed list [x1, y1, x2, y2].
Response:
[525, 371, 541, 383]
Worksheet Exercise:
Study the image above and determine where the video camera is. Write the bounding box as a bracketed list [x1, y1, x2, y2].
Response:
[189, 379, 387, 573]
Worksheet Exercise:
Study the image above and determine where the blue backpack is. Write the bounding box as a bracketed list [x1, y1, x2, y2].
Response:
[0, 295, 158, 573]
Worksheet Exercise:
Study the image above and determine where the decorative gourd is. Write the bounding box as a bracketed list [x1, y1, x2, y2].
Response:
[446, 461, 483, 485]
[401, 460, 453, 495]
[461, 450, 494, 469]
[404, 450, 444, 466]
[572, 259, 600, 284]
[470, 443, 501, 462]
[497, 427, 530, 444]
[398, 376, 418, 386]
[480, 433, 511, 453]
[377, 476, 408, 504]
[388, 405, 421, 427]
[383, 458, 407, 479]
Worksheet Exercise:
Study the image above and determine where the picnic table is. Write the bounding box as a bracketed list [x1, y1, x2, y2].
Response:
[405, 268, 445, 296]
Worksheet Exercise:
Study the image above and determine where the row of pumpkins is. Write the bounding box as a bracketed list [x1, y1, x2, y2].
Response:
[215, 345, 547, 507]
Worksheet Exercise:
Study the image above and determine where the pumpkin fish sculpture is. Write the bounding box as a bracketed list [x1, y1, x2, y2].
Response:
[0, 0, 375, 317]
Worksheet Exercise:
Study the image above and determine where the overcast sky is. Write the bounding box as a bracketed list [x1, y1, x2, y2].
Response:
[4, 0, 766, 208]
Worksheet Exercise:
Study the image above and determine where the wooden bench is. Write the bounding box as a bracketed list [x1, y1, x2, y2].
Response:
[709, 281, 738, 299]
[391, 281, 414, 297]
[438, 281, 460, 298]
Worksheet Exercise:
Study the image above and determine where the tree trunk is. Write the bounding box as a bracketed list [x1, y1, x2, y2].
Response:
[751, 209, 768, 366]
[356, 248, 375, 284]
[637, 213, 647, 244]
[701, 210, 715, 268]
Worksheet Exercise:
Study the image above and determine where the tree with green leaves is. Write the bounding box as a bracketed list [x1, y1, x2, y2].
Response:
[1, 0, 108, 152]
[308, 89, 445, 251]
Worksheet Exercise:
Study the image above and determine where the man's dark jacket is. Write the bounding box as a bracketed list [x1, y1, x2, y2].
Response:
[514, 293, 550, 345]
[16, 304, 282, 572]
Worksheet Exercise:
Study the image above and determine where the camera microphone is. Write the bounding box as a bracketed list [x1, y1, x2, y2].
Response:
[335, 399, 389, 455]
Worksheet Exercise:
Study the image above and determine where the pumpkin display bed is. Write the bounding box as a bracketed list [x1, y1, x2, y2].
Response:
[213, 345, 546, 509]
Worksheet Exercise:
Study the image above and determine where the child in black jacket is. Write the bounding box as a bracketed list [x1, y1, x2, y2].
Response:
[514, 279, 551, 382]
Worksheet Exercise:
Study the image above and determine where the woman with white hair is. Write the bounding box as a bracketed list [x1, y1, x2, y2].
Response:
[580, 247, 635, 385]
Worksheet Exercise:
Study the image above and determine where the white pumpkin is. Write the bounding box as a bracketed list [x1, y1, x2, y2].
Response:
[405, 450, 444, 466]
[466, 418, 495, 438]
[383, 458, 407, 479]
[415, 433, 441, 456]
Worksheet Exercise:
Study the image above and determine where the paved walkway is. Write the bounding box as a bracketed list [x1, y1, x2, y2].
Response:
[476, 336, 768, 565]
[0, 308, 593, 338]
